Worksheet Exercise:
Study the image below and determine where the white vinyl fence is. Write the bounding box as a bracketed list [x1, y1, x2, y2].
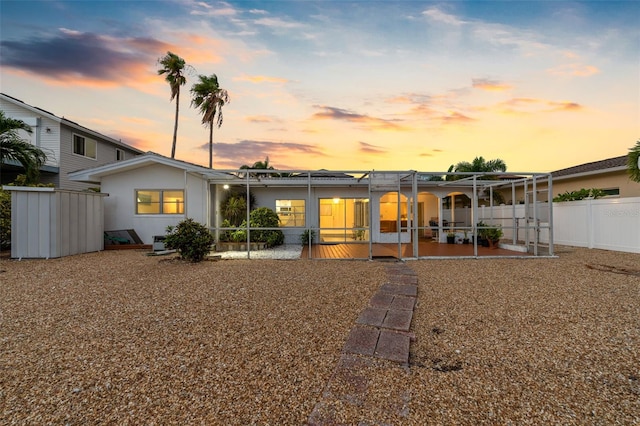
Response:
[475, 197, 639, 254]
[552, 197, 639, 254]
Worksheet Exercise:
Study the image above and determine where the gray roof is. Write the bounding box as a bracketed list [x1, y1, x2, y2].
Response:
[551, 155, 627, 178]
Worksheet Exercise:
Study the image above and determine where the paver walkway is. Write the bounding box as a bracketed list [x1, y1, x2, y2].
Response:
[308, 261, 417, 424]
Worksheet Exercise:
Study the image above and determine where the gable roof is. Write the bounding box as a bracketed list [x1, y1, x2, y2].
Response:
[551, 155, 627, 179]
[1, 93, 143, 154]
[68, 151, 233, 183]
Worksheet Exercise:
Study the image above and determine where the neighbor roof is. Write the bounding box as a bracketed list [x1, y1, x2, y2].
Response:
[551, 156, 627, 179]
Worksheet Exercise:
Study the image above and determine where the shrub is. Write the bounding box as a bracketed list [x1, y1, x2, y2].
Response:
[553, 188, 605, 202]
[300, 229, 315, 245]
[249, 207, 284, 247]
[165, 218, 214, 262]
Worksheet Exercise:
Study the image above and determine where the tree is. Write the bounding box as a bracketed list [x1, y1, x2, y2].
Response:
[158, 51, 189, 159]
[450, 156, 507, 178]
[628, 139, 640, 183]
[239, 156, 277, 177]
[190, 74, 230, 168]
[0, 111, 47, 184]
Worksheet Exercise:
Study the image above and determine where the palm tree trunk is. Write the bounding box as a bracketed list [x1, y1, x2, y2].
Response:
[209, 119, 214, 169]
[171, 91, 180, 159]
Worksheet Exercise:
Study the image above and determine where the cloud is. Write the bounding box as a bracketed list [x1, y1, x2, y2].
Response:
[234, 74, 290, 84]
[245, 115, 281, 123]
[358, 142, 388, 155]
[0, 29, 168, 87]
[254, 16, 304, 30]
[197, 139, 328, 168]
[547, 63, 600, 77]
[311, 105, 408, 131]
[422, 7, 467, 26]
[441, 112, 474, 124]
[497, 98, 583, 114]
[472, 78, 513, 92]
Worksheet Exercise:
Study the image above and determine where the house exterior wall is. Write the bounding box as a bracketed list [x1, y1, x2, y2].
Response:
[248, 185, 372, 244]
[1, 95, 141, 190]
[101, 163, 209, 244]
[0, 97, 61, 168]
[499, 170, 639, 204]
[58, 124, 140, 191]
[552, 171, 639, 198]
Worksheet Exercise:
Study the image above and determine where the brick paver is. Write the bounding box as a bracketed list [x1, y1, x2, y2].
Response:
[308, 261, 418, 424]
[375, 330, 411, 363]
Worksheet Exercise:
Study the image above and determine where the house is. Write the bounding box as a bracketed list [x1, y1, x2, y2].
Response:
[69, 152, 553, 257]
[1, 93, 143, 190]
[550, 155, 638, 198]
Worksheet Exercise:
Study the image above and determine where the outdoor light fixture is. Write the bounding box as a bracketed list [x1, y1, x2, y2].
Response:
[223, 184, 229, 190]
[333, 197, 340, 204]
[45, 127, 52, 133]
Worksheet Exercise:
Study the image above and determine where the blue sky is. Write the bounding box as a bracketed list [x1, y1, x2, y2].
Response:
[1, 0, 638, 172]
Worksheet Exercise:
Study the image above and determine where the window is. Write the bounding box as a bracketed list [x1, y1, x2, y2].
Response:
[276, 199, 305, 226]
[602, 188, 620, 197]
[73, 134, 97, 159]
[136, 190, 184, 214]
[116, 148, 125, 161]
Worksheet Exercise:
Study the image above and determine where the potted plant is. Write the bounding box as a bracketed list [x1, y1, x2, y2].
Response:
[446, 231, 456, 244]
[485, 226, 503, 249]
[462, 229, 470, 244]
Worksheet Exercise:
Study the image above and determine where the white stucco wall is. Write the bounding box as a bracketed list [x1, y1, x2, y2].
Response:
[101, 163, 209, 244]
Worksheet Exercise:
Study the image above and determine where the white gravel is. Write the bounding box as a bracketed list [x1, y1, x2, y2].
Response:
[216, 244, 303, 260]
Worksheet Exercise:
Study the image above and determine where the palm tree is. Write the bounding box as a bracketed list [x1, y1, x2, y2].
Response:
[0, 111, 47, 184]
[190, 74, 230, 169]
[448, 156, 507, 180]
[158, 51, 188, 159]
[627, 139, 640, 183]
[239, 156, 277, 177]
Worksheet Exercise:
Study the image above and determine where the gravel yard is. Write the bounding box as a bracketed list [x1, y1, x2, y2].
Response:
[1, 246, 639, 424]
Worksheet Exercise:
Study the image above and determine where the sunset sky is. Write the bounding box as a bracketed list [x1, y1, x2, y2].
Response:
[1, 0, 638, 172]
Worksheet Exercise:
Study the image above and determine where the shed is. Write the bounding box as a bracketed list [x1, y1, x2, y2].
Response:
[4, 186, 106, 258]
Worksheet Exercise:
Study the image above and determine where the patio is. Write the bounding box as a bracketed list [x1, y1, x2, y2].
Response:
[301, 240, 537, 259]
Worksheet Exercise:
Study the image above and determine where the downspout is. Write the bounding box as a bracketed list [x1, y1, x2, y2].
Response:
[184, 170, 188, 217]
[368, 172, 372, 260]
[512, 182, 517, 245]
[307, 171, 312, 259]
[246, 171, 251, 259]
[472, 175, 478, 257]
[548, 174, 554, 256]
[412, 171, 418, 259]
[396, 172, 402, 259]
[533, 175, 538, 256]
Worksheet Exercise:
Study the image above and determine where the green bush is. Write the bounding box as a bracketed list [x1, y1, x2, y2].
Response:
[300, 229, 315, 245]
[553, 188, 605, 202]
[165, 218, 214, 262]
[0, 188, 10, 250]
[249, 207, 284, 247]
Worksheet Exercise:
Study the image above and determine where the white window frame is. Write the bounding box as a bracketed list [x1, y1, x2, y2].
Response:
[116, 148, 125, 161]
[135, 189, 185, 215]
[276, 199, 306, 227]
[72, 134, 97, 159]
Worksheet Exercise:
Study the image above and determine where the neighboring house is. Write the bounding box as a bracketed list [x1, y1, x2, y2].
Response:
[69, 152, 552, 257]
[550, 155, 638, 198]
[1, 93, 143, 190]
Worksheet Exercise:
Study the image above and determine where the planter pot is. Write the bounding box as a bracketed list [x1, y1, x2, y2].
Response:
[462, 239, 470, 245]
[447, 236, 456, 244]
